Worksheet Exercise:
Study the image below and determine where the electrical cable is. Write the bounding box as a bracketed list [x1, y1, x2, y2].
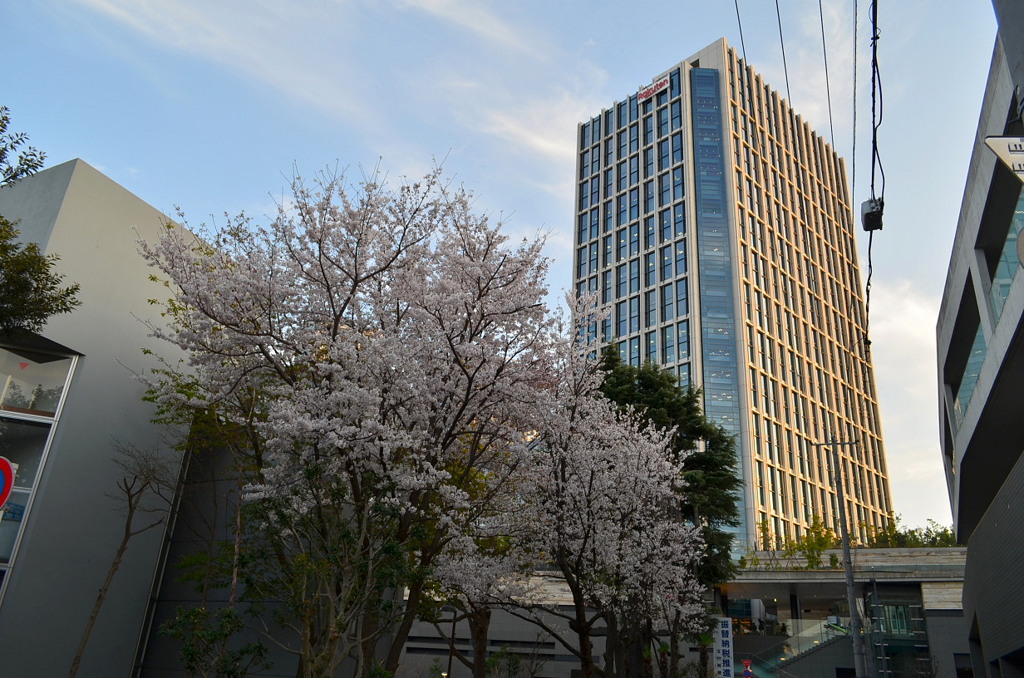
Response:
[774, 0, 792, 102]
[851, 0, 859, 209]
[870, 0, 885, 202]
[817, 0, 837, 147]
[733, 0, 759, 153]
[733, 0, 749, 65]
[864, 0, 884, 348]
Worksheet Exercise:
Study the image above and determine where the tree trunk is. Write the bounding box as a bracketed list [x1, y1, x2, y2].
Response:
[68, 527, 133, 678]
[383, 582, 420, 674]
[668, 612, 681, 678]
[69, 483, 161, 678]
[572, 607, 599, 678]
[468, 607, 491, 678]
[641, 618, 654, 678]
[698, 642, 710, 678]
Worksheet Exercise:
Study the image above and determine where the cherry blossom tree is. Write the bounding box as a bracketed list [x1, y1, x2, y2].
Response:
[494, 330, 706, 678]
[142, 169, 559, 678]
[143, 170, 707, 678]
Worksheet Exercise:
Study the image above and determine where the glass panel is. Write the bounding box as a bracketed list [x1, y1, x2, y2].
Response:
[0, 489, 30, 564]
[953, 326, 987, 427]
[0, 347, 73, 417]
[990, 186, 1024, 321]
[645, 331, 657, 364]
[0, 418, 51, 489]
[692, 68, 748, 545]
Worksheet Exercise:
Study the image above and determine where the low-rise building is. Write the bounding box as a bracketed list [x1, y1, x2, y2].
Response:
[722, 548, 970, 678]
[0, 159, 187, 676]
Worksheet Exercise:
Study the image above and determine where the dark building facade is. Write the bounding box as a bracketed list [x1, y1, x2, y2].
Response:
[937, 2, 1024, 675]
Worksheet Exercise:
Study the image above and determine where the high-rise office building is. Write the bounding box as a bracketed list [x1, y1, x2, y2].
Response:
[573, 39, 892, 550]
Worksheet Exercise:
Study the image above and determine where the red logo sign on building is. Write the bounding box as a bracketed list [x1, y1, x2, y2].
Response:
[638, 76, 670, 102]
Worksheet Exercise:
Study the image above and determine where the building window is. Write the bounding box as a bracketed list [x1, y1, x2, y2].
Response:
[0, 342, 76, 577]
[659, 209, 672, 243]
[645, 331, 657, 364]
[675, 239, 687, 274]
[628, 336, 641, 366]
[989, 186, 1024, 321]
[676, 279, 689, 316]
[657, 107, 669, 137]
[677, 320, 690, 360]
[616, 264, 628, 298]
[661, 284, 675, 322]
[616, 301, 627, 337]
[644, 215, 656, 249]
[660, 245, 673, 281]
[677, 362, 690, 388]
[953, 326, 986, 427]
[661, 325, 676, 363]
[659, 173, 671, 206]
[645, 290, 657, 327]
[674, 204, 686, 238]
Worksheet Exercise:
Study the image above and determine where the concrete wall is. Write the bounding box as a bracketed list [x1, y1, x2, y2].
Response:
[0, 159, 186, 676]
[963, 449, 1024, 667]
[138, 442, 297, 677]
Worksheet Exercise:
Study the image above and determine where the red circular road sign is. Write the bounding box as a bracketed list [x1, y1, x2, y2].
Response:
[0, 456, 15, 510]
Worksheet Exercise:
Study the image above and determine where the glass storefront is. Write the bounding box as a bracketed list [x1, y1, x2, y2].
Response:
[0, 342, 76, 583]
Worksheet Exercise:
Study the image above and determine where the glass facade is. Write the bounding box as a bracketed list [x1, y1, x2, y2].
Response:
[989, 185, 1024, 321]
[574, 65, 691, 382]
[690, 68, 748, 543]
[0, 343, 75, 585]
[953, 326, 987, 427]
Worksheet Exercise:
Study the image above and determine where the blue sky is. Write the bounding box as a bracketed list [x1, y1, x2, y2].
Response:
[5, 0, 998, 528]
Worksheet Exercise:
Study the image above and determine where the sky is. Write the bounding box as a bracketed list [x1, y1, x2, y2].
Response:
[4, 0, 999, 530]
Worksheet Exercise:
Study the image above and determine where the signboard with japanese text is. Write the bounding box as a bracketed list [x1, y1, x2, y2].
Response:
[986, 136, 1024, 181]
[711, 616, 734, 677]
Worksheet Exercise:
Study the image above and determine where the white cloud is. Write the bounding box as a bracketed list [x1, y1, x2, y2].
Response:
[396, 0, 541, 58]
[72, 0, 378, 129]
[867, 278, 953, 527]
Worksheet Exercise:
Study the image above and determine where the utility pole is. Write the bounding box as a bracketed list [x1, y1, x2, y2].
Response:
[813, 436, 869, 678]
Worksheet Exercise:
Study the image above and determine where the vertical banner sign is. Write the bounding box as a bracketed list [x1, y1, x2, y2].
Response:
[712, 616, 733, 677]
